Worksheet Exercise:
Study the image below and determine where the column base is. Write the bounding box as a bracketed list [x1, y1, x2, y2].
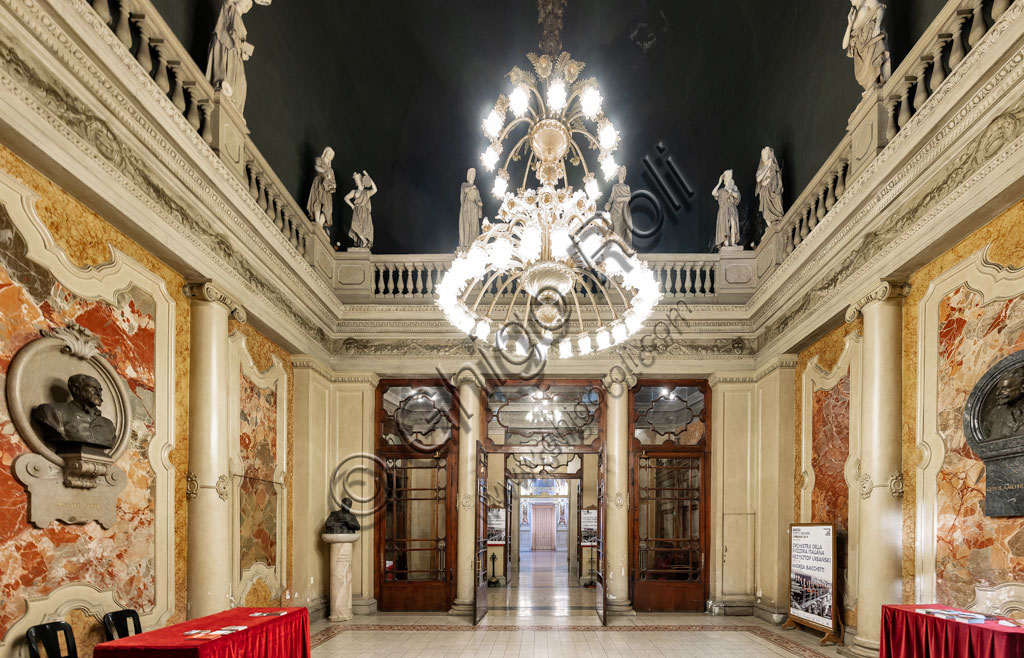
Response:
[752, 603, 787, 625]
[606, 600, 636, 617]
[837, 632, 877, 657]
[353, 597, 378, 615]
[448, 599, 474, 616]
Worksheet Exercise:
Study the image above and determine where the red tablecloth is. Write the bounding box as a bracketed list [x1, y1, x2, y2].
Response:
[93, 607, 310, 658]
[880, 604, 1024, 658]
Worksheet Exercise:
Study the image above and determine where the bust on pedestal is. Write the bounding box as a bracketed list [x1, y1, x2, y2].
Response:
[322, 497, 360, 622]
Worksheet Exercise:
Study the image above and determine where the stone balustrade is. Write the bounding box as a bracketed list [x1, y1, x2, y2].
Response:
[87, 0, 328, 270]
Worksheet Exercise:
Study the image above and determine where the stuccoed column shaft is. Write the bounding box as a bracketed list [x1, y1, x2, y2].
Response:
[450, 372, 482, 616]
[602, 373, 635, 616]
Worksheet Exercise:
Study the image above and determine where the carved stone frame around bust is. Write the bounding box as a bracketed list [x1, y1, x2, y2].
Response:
[228, 332, 288, 605]
[800, 332, 862, 620]
[915, 247, 1024, 610]
[0, 169, 176, 654]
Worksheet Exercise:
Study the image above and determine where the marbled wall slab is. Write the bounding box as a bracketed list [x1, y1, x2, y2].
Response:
[810, 373, 851, 532]
[903, 197, 1024, 602]
[240, 370, 278, 481]
[933, 285, 1024, 608]
[0, 260, 157, 637]
[239, 476, 278, 571]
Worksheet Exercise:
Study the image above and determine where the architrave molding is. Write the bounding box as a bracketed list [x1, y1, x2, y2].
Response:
[914, 247, 1024, 604]
[0, 168, 176, 650]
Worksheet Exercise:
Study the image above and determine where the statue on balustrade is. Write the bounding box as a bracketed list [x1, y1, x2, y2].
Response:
[344, 171, 377, 250]
[306, 147, 337, 231]
[205, 0, 271, 113]
[459, 168, 483, 248]
[712, 169, 741, 249]
[32, 374, 116, 451]
[842, 0, 891, 91]
[605, 166, 634, 249]
[325, 497, 361, 534]
[755, 147, 784, 227]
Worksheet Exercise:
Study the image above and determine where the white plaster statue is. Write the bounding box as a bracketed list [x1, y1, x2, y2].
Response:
[843, 0, 891, 91]
[205, 0, 270, 113]
[459, 168, 483, 248]
[712, 169, 741, 249]
[604, 166, 633, 248]
[344, 171, 377, 249]
[754, 146, 784, 226]
[306, 147, 337, 230]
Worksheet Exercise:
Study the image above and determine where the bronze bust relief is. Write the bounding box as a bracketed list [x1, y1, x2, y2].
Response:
[32, 374, 117, 451]
[963, 350, 1024, 517]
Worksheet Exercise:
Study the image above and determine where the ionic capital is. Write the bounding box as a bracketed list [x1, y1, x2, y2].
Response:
[182, 280, 246, 322]
[845, 278, 910, 323]
[601, 371, 637, 392]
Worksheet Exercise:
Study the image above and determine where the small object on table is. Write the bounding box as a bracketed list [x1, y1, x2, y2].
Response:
[880, 604, 1024, 658]
[93, 607, 309, 657]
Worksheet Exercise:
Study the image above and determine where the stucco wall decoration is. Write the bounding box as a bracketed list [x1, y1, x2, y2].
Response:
[963, 349, 1024, 517]
[0, 169, 176, 654]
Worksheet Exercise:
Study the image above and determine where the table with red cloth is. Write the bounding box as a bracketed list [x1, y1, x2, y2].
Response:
[880, 604, 1024, 658]
[93, 607, 310, 658]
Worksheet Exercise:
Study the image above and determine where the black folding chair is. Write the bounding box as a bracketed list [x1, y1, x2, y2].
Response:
[101, 609, 142, 641]
[25, 621, 77, 658]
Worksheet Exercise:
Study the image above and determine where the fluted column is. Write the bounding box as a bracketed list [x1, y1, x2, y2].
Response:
[184, 281, 246, 618]
[843, 280, 907, 657]
[602, 372, 636, 616]
[450, 371, 483, 616]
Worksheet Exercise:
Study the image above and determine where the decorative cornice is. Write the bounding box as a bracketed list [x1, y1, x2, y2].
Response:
[291, 357, 380, 386]
[182, 280, 246, 322]
[708, 355, 798, 386]
[845, 279, 910, 322]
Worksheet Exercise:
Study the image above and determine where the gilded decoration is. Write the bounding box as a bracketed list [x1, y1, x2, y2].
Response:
[903, 196, 1024, 603]
[0, 146, 190, 643]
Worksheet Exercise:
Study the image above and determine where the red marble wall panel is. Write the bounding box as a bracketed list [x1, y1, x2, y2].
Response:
[935, 285, 1024, 608]
[238, 370, 278, 572]
[810, 372, 851, 531]
[0, 253, 157, 638]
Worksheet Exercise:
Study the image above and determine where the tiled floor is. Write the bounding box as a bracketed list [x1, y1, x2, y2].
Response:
[312, 549, 842, 657]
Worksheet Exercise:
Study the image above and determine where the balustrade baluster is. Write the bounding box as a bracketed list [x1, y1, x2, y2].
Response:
[92, 0, 112, 25]
[413, 264, 423, 297]
[929, 40, 948, 90]
[783, 226, 794, 256]
[256, 176, 268, 212]
[150, 39, 170, 93]
[885, 97, 899, 141]
[247, 164, 258, 199]
[198, 101, 213, 143]
[184, 83, 202, 131]
[949, 14, 968, 68]
[672, 264, 682, 295]
[275, 198, 285, 230]
[684, 264, 694, 296]
[897, 78, 914, 129]
[824, 175, 836, 211]
[835, 162, 846, 198]
[425, 264, 436, 296]
[993, 0, 1010, 21]
[391, 264, 401, 299]
[131, 16, 152, 73]
[913, 62, 929, 110]
[114, 1, 132, 49]
[168, 63, 186, 112]
[704, 264, 714, 296]
[374, 265, 383, 297]
[380, 265, 390, 297]
[968, 0, 987, 48]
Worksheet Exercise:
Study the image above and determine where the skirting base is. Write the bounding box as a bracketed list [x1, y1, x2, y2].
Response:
[353, 597, 377, 615]
[606, 600, 636, 617]
[836, 632, 877, 657]
[752, 604, 787, 625]
[708, 598, 755, 616]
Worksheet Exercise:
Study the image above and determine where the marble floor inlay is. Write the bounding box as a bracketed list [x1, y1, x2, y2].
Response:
[312, 549, 841, 657]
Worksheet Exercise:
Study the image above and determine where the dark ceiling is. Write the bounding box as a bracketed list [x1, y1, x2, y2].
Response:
[154, 0, 946, 254]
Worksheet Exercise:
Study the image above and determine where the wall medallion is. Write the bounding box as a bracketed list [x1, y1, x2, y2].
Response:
[963, 349, 1024, 517]
[5, 324, 131, 528]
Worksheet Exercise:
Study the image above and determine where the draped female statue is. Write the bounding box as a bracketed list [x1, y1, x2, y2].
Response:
[345, 171, 377, 249]
[605, 166, 633, 248]
[754, 147, 784, 226]
[842, 0, 891, 91]
[458, 168, 483, 248]
[307, 147, 337, 230]
[205, 0, 270, 112]
[712, 169, 741, 249]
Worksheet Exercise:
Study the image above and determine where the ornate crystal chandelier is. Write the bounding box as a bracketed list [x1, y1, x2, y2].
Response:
[436, 3, 661, 359]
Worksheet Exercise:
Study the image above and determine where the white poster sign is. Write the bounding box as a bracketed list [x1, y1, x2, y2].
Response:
[580, 509, 597, 547]
[789, 524, 835, 631]
[487, 508, 505, 545]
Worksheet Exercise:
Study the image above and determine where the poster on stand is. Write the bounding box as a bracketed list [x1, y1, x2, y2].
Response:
[580, 509, 597, 547]
[788, 523, 837, 634]
[487, 508, 506, 545]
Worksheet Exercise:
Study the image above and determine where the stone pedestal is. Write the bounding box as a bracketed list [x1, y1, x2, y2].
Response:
[323, 533, 359, 622]
[846, 86, 888, 183]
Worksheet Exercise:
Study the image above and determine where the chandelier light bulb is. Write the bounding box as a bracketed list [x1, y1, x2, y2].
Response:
[483, 109, 503, 138]
[474, 320, 491, 341]
[611, 323, 628, 345]
[577, 335, 593, 356]
[481, 145, 499, 171]
[509, 85, 529, 117]
[598, 120, 618, 150]
[595, 329, 611, 351]
[558, 340, 573, 359]
[492, 171, 509, 198]
[547, 80, 567, 112]
[601, 154, 618, 181]
[584, 174, 600, 199]
[580, 86, 602, 119]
